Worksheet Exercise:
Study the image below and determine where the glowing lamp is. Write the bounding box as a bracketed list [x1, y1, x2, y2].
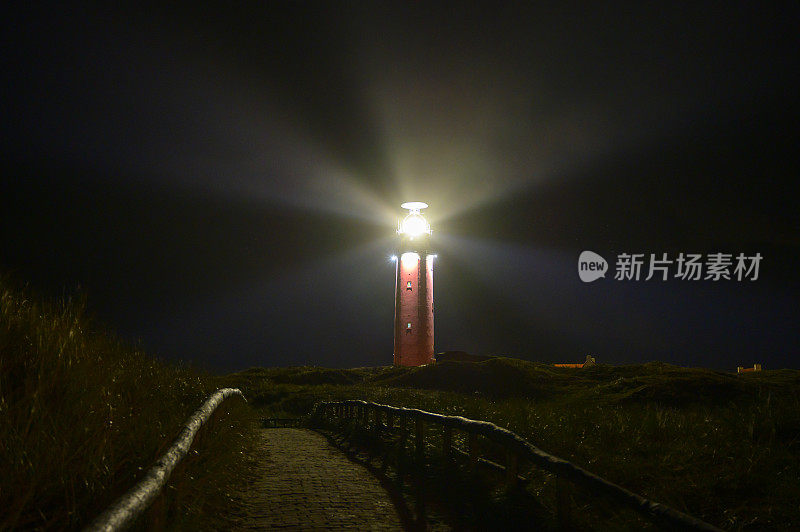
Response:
[400, 251, 420, 266]
[397, 201, 431, 238]
[402, 214, 428, 237]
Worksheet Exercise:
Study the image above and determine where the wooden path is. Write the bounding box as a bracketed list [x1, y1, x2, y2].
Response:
[228, 428, 404, 530]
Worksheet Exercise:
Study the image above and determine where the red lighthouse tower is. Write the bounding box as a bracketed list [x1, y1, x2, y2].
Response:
[393, 202, 434, 366]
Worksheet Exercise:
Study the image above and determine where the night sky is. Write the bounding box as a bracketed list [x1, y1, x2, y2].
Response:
[2, 3, 798, 371]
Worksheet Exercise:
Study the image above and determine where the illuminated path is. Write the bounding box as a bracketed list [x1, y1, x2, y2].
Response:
[230, 428, 403, 530]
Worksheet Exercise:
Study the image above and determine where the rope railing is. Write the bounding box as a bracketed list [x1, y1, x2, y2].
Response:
[313, 399, 722, 532]
[84, 388, 246, 532]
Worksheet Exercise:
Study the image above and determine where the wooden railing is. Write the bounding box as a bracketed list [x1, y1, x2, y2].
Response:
[84, 388, 246, 532]
[312, 399, 721, 531]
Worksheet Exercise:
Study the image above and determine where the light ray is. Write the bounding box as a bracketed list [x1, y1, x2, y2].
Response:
[433, 233, 665, 349]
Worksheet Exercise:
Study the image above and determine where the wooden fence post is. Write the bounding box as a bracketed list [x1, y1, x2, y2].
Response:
[506, 450, 518, 487]
[415, 417, 424, 462]
[443, 426, 452, 463]
[468, 431, 478, 472]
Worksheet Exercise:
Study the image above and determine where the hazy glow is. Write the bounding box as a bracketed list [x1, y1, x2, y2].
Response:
[121, 40, 607, 234]
[400, 252, 420, 266]
[69, 17, 694, 251]
[401, 213, 430, 237]
[398, 202, 431, 237]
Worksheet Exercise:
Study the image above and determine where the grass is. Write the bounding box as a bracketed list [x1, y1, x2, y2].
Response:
[0, 279, 254, 531]
[221, 360, 800, 530]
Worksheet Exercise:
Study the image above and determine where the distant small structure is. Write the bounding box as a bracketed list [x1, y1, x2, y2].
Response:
[434, 351, 494, 363]
[554, 355, 597, 369]
[737, 364, 762, 373]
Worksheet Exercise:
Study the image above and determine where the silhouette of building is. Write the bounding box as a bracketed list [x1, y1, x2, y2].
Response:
[554, 355, 597, 368]
[737, 364, 762, 373]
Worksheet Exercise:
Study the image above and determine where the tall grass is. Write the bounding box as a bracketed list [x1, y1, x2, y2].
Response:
[0, 279, 253, 530]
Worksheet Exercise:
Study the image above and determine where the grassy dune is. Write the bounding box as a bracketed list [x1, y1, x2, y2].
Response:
[0, 280, 253, 531]
[222, 360, 800, 530]
[4, 273, 796, 530]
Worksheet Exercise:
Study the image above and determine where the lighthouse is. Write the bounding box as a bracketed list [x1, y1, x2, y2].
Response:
[393, 202, 434, 366]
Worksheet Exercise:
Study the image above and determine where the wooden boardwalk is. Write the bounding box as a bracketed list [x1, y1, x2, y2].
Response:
[228, 428, 404, 530]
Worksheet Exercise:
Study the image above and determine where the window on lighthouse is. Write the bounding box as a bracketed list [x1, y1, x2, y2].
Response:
[407, 322, 412, 329]
[406, 281, 412, 290]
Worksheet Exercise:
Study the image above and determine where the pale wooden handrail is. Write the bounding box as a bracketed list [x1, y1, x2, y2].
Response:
[313, 399, 722, 532]
[84, 388, 246, 532]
